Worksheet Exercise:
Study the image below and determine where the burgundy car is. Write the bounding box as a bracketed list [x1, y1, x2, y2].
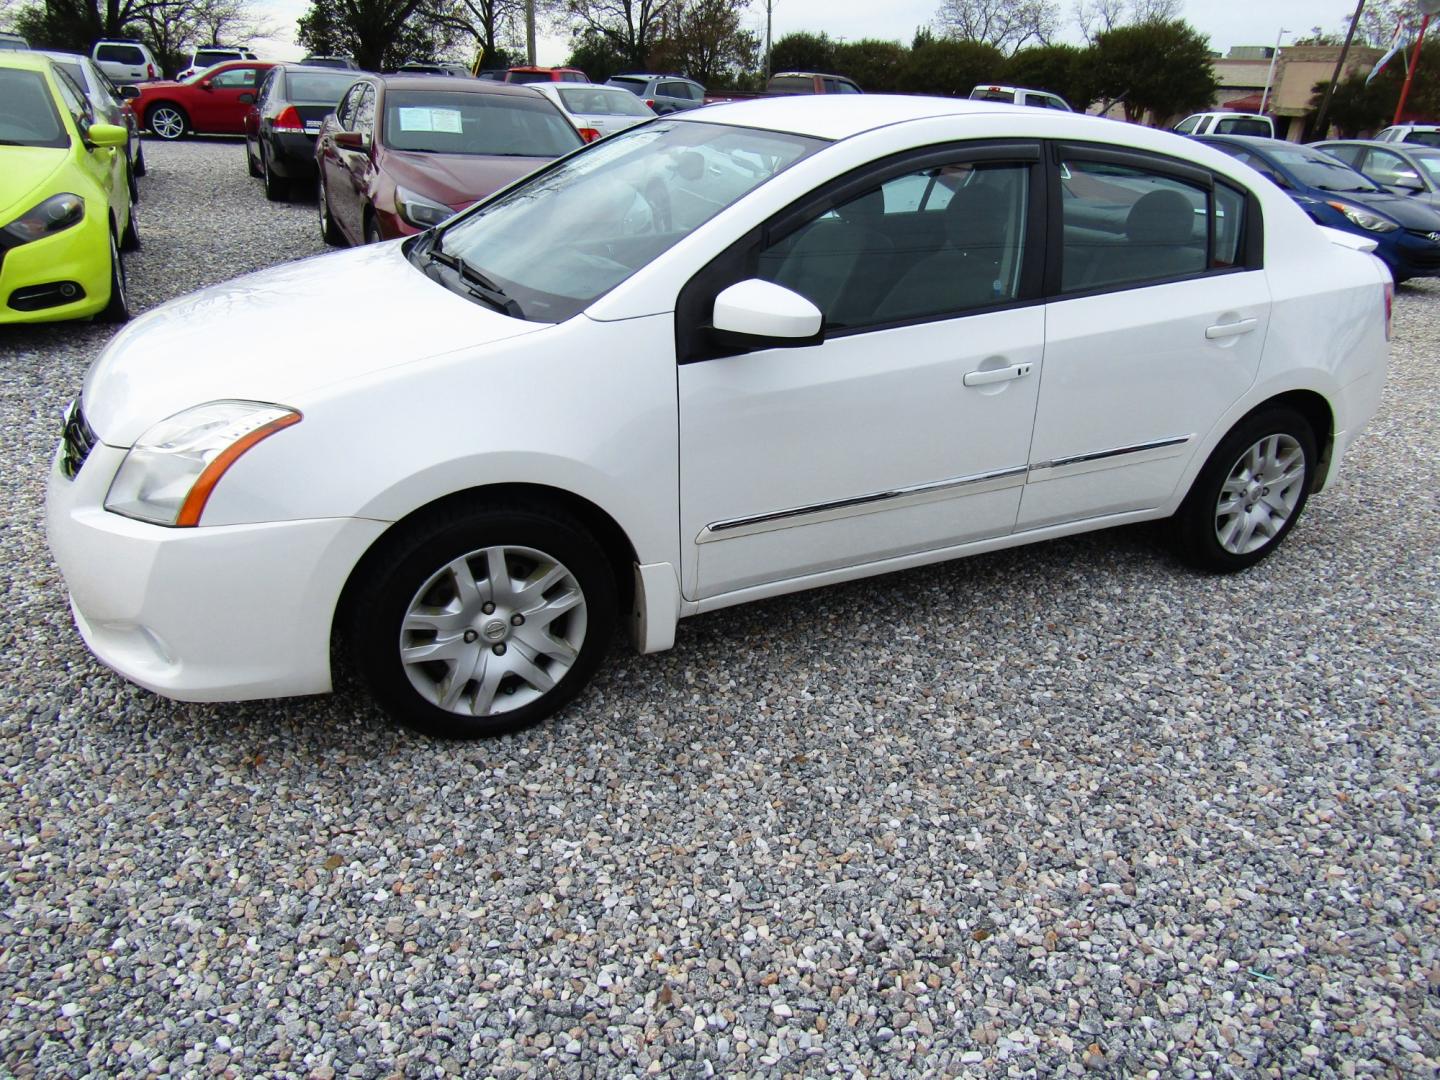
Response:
[314, 77, 583, 246]
[131, 59, 276, 140]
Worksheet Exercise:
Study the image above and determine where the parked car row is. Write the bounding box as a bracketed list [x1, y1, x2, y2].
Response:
[1, 52, 140, 325]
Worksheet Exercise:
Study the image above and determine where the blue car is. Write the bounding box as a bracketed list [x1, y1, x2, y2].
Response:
[1197, 134, 1440, 282]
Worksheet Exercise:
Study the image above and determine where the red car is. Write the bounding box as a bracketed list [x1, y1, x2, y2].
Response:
[131, 59, 276, 140]
[314, 76, 583, 246]
[477, 65, 590, 84]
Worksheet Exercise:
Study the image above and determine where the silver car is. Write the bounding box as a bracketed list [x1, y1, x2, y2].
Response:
[529, 82, 656, 142]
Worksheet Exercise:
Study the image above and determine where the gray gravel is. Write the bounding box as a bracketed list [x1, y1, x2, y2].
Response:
[2, 137, 1438, 1078]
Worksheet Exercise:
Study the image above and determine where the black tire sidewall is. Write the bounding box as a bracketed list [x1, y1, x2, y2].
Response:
[347, 507, 617, 738]
[1176, 406, 1317, 572]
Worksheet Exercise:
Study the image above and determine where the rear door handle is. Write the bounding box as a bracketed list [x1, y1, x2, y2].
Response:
[963, 363, 1033, 387]
[1205, 318, 1258, 340]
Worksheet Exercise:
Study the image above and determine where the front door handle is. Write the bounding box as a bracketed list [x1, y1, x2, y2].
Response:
[963, 362, 1033, 387]
[1205, 318, 1258, 340]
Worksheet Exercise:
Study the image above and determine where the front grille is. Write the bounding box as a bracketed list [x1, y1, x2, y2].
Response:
[60, 400, 97, 479]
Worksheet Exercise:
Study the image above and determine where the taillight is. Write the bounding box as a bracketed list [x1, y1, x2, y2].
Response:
[578, 127, 600, 143]
[274, 106, 304, 133]
[146, 62, 155, 78]
[1384, 280, 1393, 341]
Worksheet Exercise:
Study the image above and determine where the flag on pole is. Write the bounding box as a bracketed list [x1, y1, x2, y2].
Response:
[1368, 19, 1409, 82]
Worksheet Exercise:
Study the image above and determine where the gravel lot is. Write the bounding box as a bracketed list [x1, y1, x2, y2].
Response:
[2, 137, 1437, 1078]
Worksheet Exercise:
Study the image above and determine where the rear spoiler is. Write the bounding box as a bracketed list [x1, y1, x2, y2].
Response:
[1318, 225, 1378, 253]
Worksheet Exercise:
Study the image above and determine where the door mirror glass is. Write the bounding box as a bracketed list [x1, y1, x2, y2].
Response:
[712, 279, 822, 345]
[237, 92, 255, 104]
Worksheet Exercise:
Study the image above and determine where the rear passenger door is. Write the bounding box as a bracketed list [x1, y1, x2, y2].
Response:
[1019, 145, 1268, 530]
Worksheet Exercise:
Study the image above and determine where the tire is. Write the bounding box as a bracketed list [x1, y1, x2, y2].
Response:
[318, 173, 343, 246]
[126, 158, 140, 204]
[262, 146, 288, 201]
[1172, 406, 1317, 572]
[344, 502, 617, 738]
[247, 139, 263, 178]
[364, 213, 382, 245]
[134, 143, 146, 177]
[146, 103, 187, 140]
[120, 203, 140, 252]
[98, 229, 131, 324]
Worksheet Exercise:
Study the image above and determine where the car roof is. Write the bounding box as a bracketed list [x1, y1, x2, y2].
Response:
[0, 52, 53, 72]
[685, 93, 1084, 141]
[377, 76, 538, 95]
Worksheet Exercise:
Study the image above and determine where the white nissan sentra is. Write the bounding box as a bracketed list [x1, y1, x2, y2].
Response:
[47, 97, 1390, 738]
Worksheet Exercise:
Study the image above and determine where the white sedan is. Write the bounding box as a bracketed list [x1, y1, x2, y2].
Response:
[47, 96, 1390, 738]
[527, 81, 656, 143]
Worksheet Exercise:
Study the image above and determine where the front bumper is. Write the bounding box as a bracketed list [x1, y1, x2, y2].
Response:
[0, 207, 111, 324]
[46, 441, 388, 702]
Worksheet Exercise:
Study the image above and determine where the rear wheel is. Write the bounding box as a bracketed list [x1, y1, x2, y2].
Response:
[262, 146, 289, 201]
[1173, 406, 1316, 572]
[345, 503, 616, 738]
[247, 139, 263, 178]
[146, 104, 187, 140]
[98, 230, 131, 324]
[363, 212, 382, 245]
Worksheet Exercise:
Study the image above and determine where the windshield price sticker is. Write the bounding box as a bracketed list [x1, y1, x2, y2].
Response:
[397, 107, 464, 133]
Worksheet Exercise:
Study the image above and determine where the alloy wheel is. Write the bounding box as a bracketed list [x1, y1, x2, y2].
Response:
[398, 544, 588, 717]
[1214, 433, 1306, 555]
[150, 106, 184, 140]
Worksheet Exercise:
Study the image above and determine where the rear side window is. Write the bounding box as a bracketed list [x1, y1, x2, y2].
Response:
[97, 45, 143, 64]
[608, 77, 648, 96]
[1060, 159, 1223, 293]
[1214, 117, 1270, 136]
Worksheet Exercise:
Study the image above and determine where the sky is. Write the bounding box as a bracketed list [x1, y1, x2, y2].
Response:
[249, 0, 1367, 66]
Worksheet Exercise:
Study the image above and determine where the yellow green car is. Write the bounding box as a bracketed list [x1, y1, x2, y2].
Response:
[1, 52, 137, 325]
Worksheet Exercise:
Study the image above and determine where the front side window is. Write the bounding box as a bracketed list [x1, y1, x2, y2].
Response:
[757, 160, 1031, 330]
[380, 90, 581, 156]
[335, 83, 362, 127]
[1060, 159, 1213, 292]
[429, 120, 822, 322]
[352, 85, 375, 134]
[1365, 148, 1414, 185]
[52, 65, 92, 130]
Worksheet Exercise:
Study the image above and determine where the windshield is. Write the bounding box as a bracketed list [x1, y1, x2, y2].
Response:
[194, 51, 238, 68]
[1214, 118, 1270, 136]
[428, 120, 823, 322]
[288, 71, 359, 104]
[381, 90, 582, 156]
[1403, 130, 1440, 147]
[970, 88, 1015, 103]
[557, 86, 652, 116]
[0, 69, 69, 148]
[1267, 146, 1382, 192]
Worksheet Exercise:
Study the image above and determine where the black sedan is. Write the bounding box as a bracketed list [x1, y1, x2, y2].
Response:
[1313, 139, 1440, 213]
[244, 63, 362, 200]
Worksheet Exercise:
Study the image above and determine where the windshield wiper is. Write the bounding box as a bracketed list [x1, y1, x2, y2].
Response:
[425, 245, 525, 318]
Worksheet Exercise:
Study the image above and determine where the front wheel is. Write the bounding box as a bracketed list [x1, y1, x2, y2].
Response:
[146, 104, 187, 140]
[318, 173, 343, 245]
[98, 230, 131, 323]
[344, 504, 616, 738]
[1172, 406, 1316, 572]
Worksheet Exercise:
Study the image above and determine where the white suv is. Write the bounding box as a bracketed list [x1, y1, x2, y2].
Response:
[1174, 112, 1274, 137]
[91, 39, 162, 84]
[968, 85, 1072, 110]
[1374, 124, 1440, 148]
[176, 45, 257, 81]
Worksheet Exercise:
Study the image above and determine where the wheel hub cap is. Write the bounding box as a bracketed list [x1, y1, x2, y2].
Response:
[1214, 433, 1306, 555]
[398, 544, 587, 717]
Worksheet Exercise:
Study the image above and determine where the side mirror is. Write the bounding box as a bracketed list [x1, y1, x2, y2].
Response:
[237, 92, 256, 104]
[199, 79, 213, 90]
[333, 129, 370, 152]
[86, 123, 129, 149]
[711, 279, 823, 348]
[119, 84, 140, 100]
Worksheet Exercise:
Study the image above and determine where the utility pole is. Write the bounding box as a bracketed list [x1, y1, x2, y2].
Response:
[764, 0, 774, 79]
[1258, 26, 1288, 115]
[1314, 0, 1366, 140]
[526, 0, 536, 65]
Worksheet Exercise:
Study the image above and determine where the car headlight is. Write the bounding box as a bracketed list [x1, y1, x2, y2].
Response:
[1326, 201, 1399, 232]
[395, 185, 455, 229]
[2, 193, 85, 245]
[104, 401, 301, 527]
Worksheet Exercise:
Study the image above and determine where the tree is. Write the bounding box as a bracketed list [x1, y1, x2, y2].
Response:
[427, 0, 525, 63]
[1004, 42, 1097, 108]
[1091, 18, 1218, 124]
[898, 35, 1005, 95]
[1073, 0, 1178, 42]
[648, 0, 759, 85]
[1310, 63, 1440, 137]
[934, 0, 1060, 54]
[564, 26, 629, 80]
[769, 30, 836, 74]
[296, 0, 460, 69]
[832, 38, 908, 91]
[563, 0, 675, 69]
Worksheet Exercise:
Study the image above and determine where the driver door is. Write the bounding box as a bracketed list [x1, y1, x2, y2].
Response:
[677, 145, 1047, 601]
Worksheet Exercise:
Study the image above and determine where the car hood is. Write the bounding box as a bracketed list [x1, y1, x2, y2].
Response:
[381, 149, 550, 209]
[83, 241, 546, 445]
[1336, 188, 1440, 228]
[0, 147, 68, 220]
